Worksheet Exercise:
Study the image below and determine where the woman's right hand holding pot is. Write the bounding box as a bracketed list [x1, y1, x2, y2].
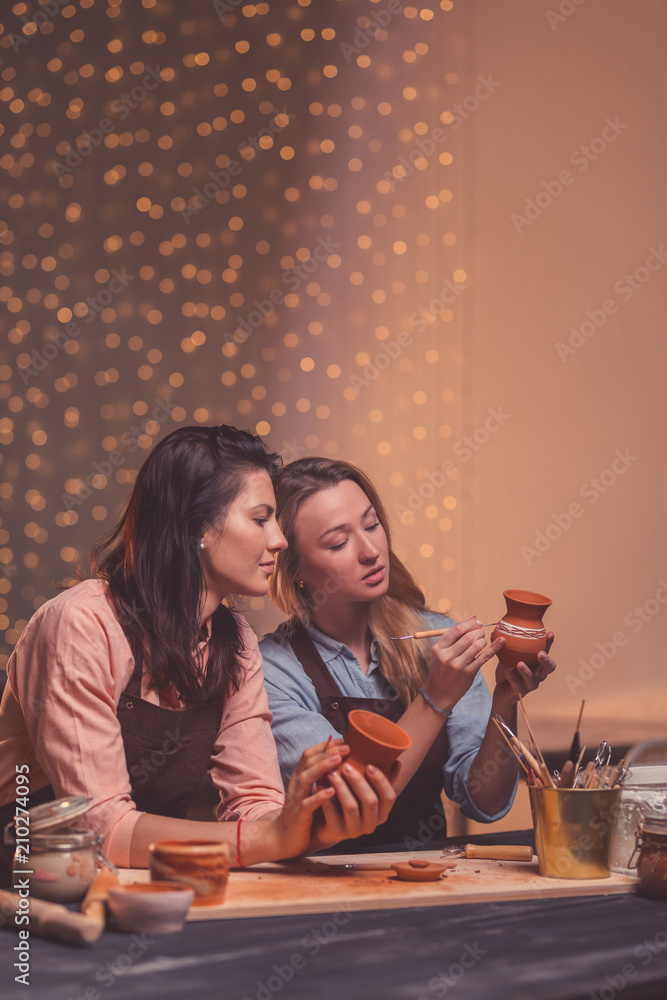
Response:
[424, 616, 505, 712]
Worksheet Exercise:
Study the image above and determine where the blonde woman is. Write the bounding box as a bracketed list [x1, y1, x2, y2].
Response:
[260, 458, 556, 848]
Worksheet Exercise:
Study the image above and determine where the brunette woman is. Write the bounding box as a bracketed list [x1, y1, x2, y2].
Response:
[0, 429, 395, 878]
[260, 458, 556, 848]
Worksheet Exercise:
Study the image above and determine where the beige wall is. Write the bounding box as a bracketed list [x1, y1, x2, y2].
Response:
[461, 0, 667, 761]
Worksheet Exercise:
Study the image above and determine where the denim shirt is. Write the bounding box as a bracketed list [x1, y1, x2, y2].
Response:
[259, 609, 517, 823]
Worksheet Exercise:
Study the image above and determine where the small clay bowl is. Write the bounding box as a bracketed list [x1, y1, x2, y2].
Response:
[392, 860, 448, 882]
[107, 881, 194, 934]
[346, 709, 412, 777]
[149, 840, 233, 907]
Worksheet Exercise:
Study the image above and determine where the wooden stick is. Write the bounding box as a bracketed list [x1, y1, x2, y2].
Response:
[392, 623, 497, 640]
[80, 866, 119, 937]
[491, 717, 534, 781]
[517, 695, 555, 786]
[607, 758, 625, 788]
[464, 844, 534, 862]
[0, 889, 101, 946]
[575, 699, 585, 733]
[558, 760, 575, 788]
[573, 744, 587, 782]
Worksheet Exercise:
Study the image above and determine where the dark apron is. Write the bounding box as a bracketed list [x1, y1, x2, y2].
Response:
[289, 624, 449, 851]
[1, 652, 223, 885]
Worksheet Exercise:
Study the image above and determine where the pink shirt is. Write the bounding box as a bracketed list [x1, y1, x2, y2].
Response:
[0, 579, 285, 867]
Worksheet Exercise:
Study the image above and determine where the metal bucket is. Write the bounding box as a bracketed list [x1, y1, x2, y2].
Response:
[609, 766, 667, 874]
[529, 786, 621, 879]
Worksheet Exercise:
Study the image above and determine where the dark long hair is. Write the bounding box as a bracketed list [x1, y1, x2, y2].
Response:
[91, 425, 281, 704]
[269, 458, 432, 706]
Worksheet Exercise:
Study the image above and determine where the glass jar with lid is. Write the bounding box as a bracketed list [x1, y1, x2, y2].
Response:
[4, 795, 110, 903]
[631, 813, 667, 900]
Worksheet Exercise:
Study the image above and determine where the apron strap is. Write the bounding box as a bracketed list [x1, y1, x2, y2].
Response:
[289, 623, 343, 700]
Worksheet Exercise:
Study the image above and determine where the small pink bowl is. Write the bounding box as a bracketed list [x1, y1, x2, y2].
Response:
[107, 881, 194, 935]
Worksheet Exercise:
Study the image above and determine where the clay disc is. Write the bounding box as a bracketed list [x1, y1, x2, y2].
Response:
[392, 861, 447, 882]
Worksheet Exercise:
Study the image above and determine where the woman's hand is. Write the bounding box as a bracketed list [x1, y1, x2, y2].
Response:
[261, 737, 397, 858]
[264, 739, 344, 860]
[308, 757, 398, 851]
[492, 633, 557, 707]
[424, 616, 505, 712]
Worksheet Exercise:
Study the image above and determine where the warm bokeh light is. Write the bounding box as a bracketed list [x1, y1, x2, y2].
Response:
[0, 0, 463, 659]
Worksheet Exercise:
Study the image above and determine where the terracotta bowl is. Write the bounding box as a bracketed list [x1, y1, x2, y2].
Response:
[149, 840, 233, 907]
[346, 709, 412, 777]
[392, 860, 448, 882]
[107, 881, 194, 934]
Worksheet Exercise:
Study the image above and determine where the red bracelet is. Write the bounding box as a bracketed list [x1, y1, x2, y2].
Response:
[237, 817, 243, 868]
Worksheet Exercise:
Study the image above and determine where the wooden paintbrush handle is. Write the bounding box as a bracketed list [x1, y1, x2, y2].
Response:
[413, 628, 448, 639]
[463, 845, 534, 862]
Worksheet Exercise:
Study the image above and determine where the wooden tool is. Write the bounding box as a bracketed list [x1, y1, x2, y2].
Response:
[568, 699, 586, 763]
[491, 717, 533, 780]
[0, 889, 102, 946]
[558, 760, 576, 788]
[304, 859, 458, 874]
[517, 696, 557, 789]
[80, 865, 120, 937]
[391, 623, 497, 640]
[462, 844, 534, 862]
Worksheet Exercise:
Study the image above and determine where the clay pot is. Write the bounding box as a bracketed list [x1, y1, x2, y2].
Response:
[345, 709, 412, 777]
[491, 589, 552, 670]
[107, 881, 194, 934]
[149, 840, 233, 907]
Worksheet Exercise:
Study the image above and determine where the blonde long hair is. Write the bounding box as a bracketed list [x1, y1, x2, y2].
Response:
[269, 458, 433, 706]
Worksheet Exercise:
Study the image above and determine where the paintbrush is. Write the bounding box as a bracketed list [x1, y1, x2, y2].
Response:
[493, 715, 547, 784]
[517, 695, 556, 788]
[491, 717, 533, 780]
[391, 623, 497, 640]
[568, 699, 585, 763]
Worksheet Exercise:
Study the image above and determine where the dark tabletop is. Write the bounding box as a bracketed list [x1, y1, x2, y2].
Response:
[2, 831, 667, 1000]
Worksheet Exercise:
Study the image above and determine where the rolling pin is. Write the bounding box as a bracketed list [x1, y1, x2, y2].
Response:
[463, 844, 534, 862]
[0, 889, 102, 946]
[80, 866, 120, 939]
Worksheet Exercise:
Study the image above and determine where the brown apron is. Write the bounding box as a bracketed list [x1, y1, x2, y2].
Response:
[289, 624, 449, 850]
[0, 653, 223, 885]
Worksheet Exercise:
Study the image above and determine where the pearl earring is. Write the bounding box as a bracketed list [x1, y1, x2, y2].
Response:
[200, 541, 205, 550]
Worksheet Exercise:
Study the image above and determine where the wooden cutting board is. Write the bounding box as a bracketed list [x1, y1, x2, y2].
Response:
[119, 850, 637, 921]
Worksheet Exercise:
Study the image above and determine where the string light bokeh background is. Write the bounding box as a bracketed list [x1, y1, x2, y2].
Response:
[2, 0, 667, 836]
[0, 0, 466, 664]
